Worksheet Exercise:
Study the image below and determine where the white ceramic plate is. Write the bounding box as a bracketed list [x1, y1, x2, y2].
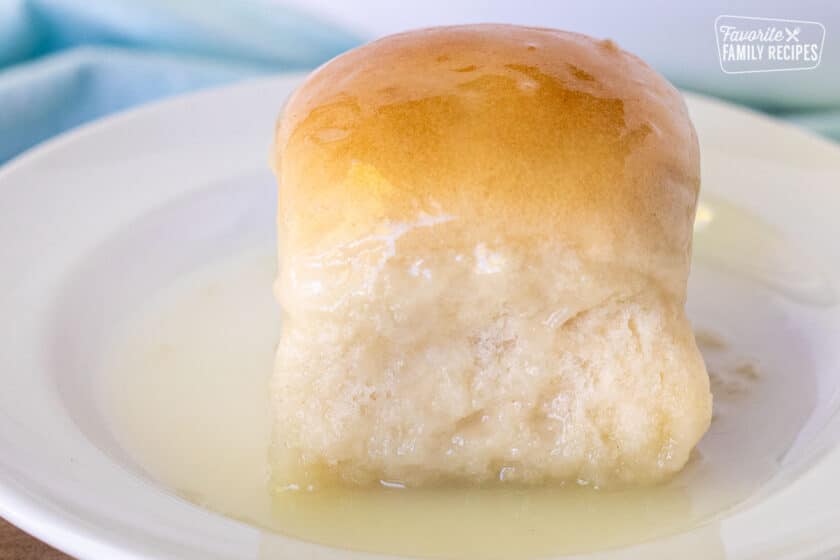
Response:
[1, 75, 840, 560]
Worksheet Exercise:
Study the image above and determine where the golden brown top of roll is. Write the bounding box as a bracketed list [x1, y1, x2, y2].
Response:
[274, 24, 700, 297]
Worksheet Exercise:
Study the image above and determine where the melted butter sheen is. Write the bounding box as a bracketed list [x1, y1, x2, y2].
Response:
[694, 196, 836, 306]
[270, 28, 707, 493]
[99, 199, 799, 558]
[285, 59, 650, 246]
[276, 25, 698, 286]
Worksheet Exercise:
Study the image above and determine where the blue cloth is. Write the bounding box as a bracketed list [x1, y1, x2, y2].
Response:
[0, 0, 360, 163]
[0, 2, 837, 166]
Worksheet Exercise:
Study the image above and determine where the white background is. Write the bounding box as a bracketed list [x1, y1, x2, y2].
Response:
[286, 1, 839, 111]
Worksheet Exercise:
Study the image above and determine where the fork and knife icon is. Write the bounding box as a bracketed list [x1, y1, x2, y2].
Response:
[784, 26, 801, 42]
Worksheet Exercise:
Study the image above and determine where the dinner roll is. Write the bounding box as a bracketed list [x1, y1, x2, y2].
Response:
[271, 24, 711, 489]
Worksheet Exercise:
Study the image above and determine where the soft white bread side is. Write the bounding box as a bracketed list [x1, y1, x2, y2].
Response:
[271, 24, 711, 489]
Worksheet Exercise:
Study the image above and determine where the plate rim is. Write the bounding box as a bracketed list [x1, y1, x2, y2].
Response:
[1, 74, 839, 560]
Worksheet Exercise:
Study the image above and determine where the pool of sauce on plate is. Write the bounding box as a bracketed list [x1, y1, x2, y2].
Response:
[98, 196, 815, 559]
[693, 196, 836, 306]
